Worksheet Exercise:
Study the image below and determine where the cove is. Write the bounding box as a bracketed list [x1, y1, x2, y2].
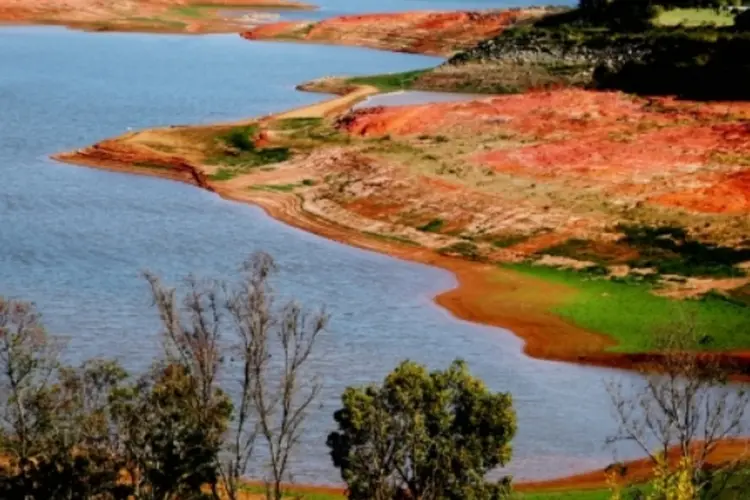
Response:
[0, 26, 644, 483]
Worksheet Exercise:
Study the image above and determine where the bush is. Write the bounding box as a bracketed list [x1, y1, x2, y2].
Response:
[222, 125, 257, 152]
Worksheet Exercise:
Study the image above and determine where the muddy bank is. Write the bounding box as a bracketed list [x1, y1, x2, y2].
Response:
[0, 0, 314, 33]
[241, 8, 551, 56]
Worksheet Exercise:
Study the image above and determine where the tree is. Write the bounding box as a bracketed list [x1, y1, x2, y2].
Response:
[606, 317, 750, 499]
[0, 298, 61, 463]
[0, 301, 133, 500]
[327, 360, 516, 500]
[0, 297, 231, 500]
[146, 251, 328, 500]
[112, 363, 231, 500]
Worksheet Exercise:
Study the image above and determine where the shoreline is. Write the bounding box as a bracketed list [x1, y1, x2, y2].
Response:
[0, 0, 317, 35]
[51, 83, 750, 378]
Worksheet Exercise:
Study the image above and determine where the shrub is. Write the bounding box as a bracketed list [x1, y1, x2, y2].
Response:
[417, 218, 444, 233]
[222, 125, 257, 152]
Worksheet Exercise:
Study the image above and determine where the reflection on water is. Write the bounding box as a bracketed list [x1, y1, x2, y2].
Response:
[0, 25, 644, 483]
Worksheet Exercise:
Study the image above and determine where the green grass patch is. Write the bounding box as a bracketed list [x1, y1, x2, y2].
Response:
[208, 168, 234, 181]
[653, 8, 735, 27]
[507, 263, 750, 352]
[273, 117, 324, 130]
[348, 69, 431, 92]
[417, 219, 444, 233]
[518, 489, 611, 500]
[206, 125, 291, 179]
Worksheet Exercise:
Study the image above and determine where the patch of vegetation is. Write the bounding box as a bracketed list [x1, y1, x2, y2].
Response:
[206, 125, 291, 179]
[653, 7, 735, 27]
[543, 238, 612, 265]
[252, 183, 299, 192]
[221, 124, 257, 152]
[209, 168, 235, 181]
[362, 231, 421, 247]
[619, 224, 750, 278]
[448, 2, 750, 99]
[508, 263, 750, 352]
[417, 218, 444, 233]
[727, 283, 750, 307]
[252, 180, 316, 192]
[273, 117, 323, 130]
[170, 6, 207, 18]
[518, 490, 612, 500]
[348, 69, 430, 92]
[275, 118, 349, 145]
[439, 241, 483, 261]
[492, 233, 531, 248]
[240, 484, 342, 499]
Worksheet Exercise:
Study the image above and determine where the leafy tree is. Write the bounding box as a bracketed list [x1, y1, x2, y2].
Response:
[327, 360, 516, 500]
[111, 363, 231, 500]
[0, 302, 133, 500]
[0, 298, 231, 500]
[0, 250, 328, 500]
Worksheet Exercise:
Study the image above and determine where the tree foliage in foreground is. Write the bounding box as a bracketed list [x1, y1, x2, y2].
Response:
[0, 251, 327, 500]
[327, 360, 516, 500]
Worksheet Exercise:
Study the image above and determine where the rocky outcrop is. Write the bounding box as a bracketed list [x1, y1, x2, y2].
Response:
[445, 28, 654, 90]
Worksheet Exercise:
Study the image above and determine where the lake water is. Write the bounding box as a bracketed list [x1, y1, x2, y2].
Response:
[0, 15, 646, 484]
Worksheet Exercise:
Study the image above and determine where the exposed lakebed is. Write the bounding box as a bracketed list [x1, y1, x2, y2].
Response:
[0, 25, 644, 482]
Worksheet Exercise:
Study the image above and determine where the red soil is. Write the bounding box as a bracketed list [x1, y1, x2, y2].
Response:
[338, 89, 750, 214]
[242, 9, 546, 56]
[0, 0, 311, 31]
[655, 170, 750, 214]
[478, 124, 750, 182]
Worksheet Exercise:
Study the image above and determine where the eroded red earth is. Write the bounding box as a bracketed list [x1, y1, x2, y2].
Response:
[339, 89, 750, 215]
[242, 9, 548, 56]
